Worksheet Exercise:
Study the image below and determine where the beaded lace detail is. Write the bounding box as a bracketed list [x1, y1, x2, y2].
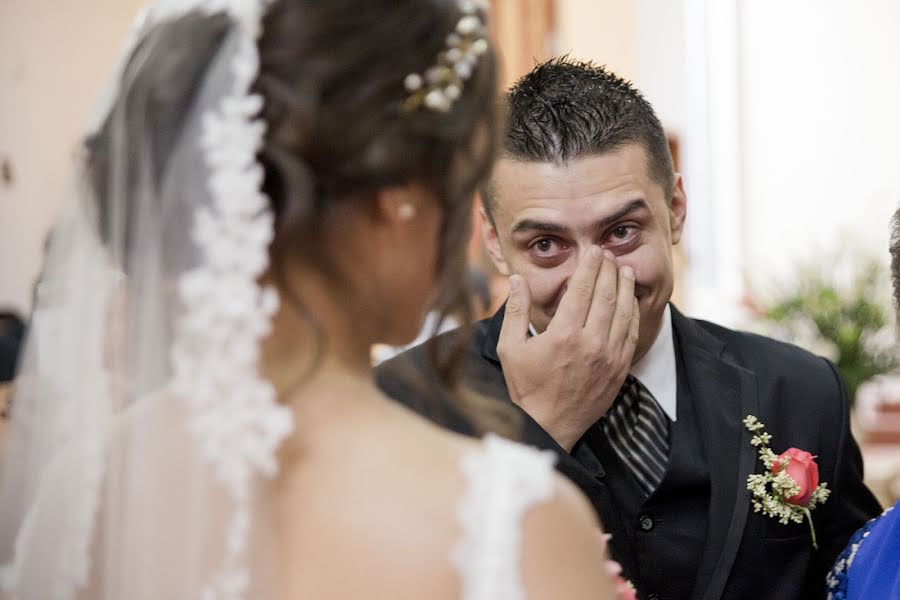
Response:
[454, 434, 557, 600]
[826, 504, 895, 599]
[161, 1, 293, 598]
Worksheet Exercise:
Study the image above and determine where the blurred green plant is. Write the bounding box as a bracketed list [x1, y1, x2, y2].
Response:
[753, 256, 898, 404]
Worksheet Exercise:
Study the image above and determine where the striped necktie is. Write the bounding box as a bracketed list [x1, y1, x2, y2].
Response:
[600, 375, 671, 496]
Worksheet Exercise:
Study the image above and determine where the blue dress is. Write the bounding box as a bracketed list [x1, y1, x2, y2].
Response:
[827, 501, 899, 599]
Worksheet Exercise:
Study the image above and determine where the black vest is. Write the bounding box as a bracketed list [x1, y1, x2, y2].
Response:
[579, 346, 711, 600]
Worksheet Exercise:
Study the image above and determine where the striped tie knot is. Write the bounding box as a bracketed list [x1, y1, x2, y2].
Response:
[600, 375, 671, 496]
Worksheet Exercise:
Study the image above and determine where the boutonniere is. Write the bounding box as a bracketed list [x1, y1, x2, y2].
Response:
[743, 415, 831, 548]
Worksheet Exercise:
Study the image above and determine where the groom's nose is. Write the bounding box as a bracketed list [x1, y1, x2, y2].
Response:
[553, 247, 596, 300]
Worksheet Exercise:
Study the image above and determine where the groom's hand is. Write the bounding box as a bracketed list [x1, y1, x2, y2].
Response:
[497, 246, 639, 452]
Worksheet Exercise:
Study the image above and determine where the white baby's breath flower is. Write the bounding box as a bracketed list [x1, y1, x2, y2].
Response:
[743, 415, 829, 548]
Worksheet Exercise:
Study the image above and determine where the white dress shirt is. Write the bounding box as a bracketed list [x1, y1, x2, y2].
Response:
[631, 304, 678, 421]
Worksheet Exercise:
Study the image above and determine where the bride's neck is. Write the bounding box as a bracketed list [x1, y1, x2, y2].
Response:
[259, 268, 378, 404]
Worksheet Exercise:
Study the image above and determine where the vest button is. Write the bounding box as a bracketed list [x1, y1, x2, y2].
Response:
[595, 464, 606, 479]
[648, 595, 661, 600]
[639, 515, 654, 531]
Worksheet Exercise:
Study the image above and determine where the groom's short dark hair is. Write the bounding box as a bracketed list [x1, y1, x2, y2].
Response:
[484, 58, 674, 216]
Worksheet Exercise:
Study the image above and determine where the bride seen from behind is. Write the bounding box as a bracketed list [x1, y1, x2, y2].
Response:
[0, 1, 614, 598]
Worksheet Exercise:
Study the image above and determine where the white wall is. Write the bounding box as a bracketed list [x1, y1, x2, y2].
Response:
[634, 0, 686, 134]
[681, 0, 900, 318]
[679, 0, 745, 323]
[740, 0, 900, 293]
[0, 0, 143, 314]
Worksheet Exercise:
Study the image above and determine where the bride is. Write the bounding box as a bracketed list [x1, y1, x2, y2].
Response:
[0, 0, 615, 598]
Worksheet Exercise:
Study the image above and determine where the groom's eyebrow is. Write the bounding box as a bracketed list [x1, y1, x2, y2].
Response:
[600, 199, 650, 227]
[510, 199, 650, 237]
[510, 219, 569, 236]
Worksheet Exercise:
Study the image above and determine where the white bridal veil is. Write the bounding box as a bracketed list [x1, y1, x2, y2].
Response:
[0, 1, 293, 598]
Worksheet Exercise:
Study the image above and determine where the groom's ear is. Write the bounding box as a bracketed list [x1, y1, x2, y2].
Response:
[668, 174, 687, 245]
[480, 207, 510, 275]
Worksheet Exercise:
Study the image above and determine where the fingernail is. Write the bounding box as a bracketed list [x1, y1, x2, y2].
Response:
[621, 266, 635, 280]
[509, 276, 520, 292]
[591, 246, 603, 259]
[603, 249, 615, 261]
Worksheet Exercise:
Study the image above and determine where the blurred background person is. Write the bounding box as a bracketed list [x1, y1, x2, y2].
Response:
[825, 208, 900, 599]
[0, 311, 25, 384]
[0, 310, 24, 457]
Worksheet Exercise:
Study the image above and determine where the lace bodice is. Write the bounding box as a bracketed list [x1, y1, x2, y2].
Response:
[453, 433, 558, 600]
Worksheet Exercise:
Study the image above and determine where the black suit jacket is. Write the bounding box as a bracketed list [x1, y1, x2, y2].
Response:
[375, 305, 881, 599]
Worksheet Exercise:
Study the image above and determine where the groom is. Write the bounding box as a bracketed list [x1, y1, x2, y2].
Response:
[376, 58, 881, 599]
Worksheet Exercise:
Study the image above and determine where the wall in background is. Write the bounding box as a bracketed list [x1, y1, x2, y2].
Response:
[556, 0, 637, 78]
[554, 0, 686, 133]
[740, 0, 900, 296]
[0, 0, 143, 314]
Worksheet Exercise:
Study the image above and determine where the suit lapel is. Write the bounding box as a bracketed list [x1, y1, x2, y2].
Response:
[477, 304, 504, 364]
[671, 309, 759, 600]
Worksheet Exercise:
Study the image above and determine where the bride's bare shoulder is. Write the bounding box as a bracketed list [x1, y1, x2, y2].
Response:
[521, 473, 616, 599]
[272, 395, 483, 599]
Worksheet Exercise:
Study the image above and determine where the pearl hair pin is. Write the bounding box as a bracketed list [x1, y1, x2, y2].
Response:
[402, 0, 491, 113]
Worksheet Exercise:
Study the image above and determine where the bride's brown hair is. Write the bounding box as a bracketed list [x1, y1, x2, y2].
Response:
[255, 0, 516, 434]
[86, 1, 516, 435]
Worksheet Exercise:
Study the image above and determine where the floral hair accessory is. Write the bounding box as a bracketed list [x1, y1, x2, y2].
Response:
[744, 415, 831, 548]
[402, 0, 490, 113]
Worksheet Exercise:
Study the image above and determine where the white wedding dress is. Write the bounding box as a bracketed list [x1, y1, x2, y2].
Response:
[455, 434, 558, 600]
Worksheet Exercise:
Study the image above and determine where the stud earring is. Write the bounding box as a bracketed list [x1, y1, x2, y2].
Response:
[398, 203, 416, 221]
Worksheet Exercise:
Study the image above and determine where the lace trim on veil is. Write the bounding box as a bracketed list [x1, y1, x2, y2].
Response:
[1, 2, 292, 600]
[454, 434, 557, 600]
[161, 1, 293, 598]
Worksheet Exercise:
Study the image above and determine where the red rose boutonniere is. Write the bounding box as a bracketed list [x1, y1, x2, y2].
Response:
[744, 416, 831, 548]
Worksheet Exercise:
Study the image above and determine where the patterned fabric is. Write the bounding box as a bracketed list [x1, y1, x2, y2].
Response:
[454, 434, 557, 600]
[601, 375, 671, 496]
[826, 503, 898, 599]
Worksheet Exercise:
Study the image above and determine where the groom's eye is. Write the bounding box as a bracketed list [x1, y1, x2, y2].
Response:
[527, 237, 568, 265]
[530, 237, 562, 255]
[603, 224, 640, 251]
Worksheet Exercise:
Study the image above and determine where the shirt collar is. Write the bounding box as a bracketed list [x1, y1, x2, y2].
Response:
[631, 304, 678, 421]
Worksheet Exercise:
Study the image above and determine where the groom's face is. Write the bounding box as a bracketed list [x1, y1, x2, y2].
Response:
[482, 143, 686, 362]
